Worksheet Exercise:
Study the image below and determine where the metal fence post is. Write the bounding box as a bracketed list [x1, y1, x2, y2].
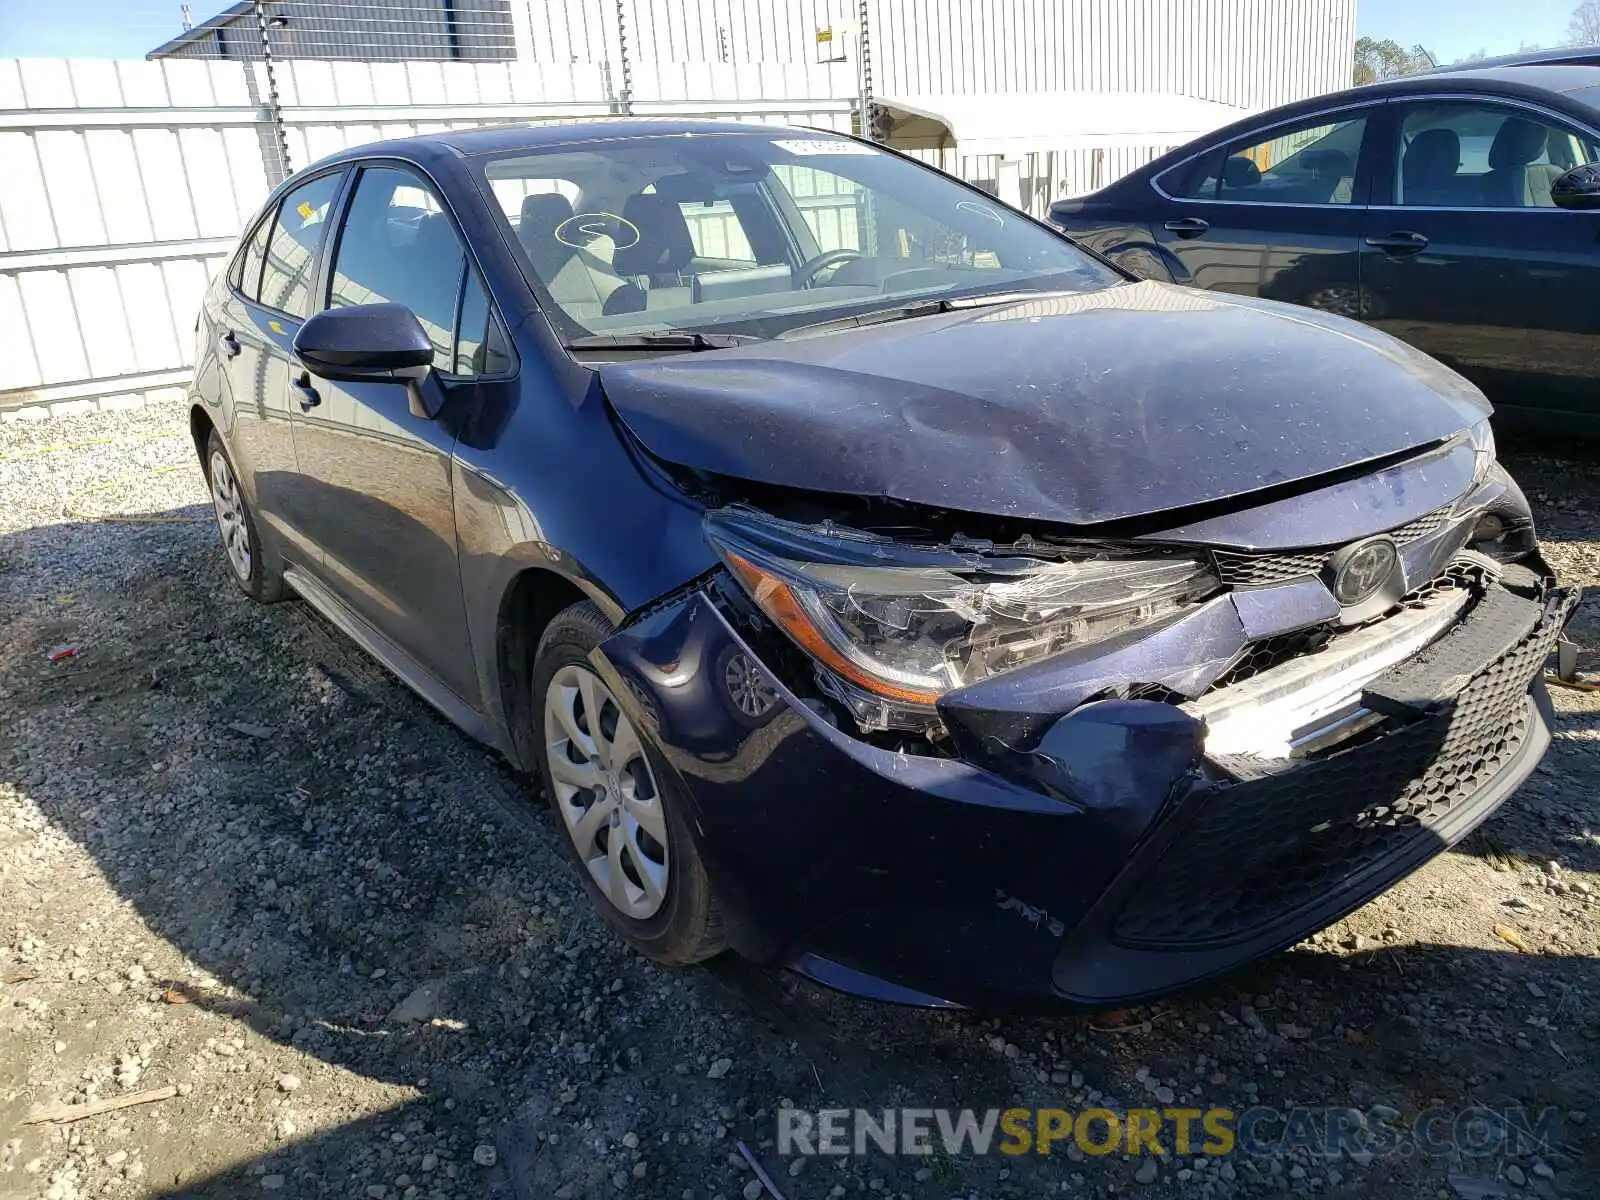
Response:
[613, 0, 634, 114]
[254, 0, 292, 183]
[856, 0, 875, 142]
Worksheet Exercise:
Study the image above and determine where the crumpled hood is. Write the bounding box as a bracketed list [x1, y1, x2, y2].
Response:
[599, 281, 1489, 526]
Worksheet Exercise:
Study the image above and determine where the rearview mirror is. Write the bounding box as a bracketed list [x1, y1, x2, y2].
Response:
[1553, 162, 1600, 210]
[292, 303, 445, 419]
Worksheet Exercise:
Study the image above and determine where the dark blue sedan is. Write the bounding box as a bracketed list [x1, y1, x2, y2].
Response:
[1049, 65, 1600, 436]
[191, 118, 1572, 1010]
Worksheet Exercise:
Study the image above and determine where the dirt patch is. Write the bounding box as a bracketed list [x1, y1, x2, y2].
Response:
[1, 405, 1595, 1199]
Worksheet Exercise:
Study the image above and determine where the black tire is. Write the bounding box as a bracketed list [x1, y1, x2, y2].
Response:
[531, 600, 725, 966]
[204, 429, 285, 603]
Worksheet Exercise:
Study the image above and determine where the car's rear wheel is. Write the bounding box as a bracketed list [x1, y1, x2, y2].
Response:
[532, 601, 725, 965]
[205, 430, 284, 603]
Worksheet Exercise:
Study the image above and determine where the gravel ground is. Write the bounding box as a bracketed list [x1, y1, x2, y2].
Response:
[0, 400, 1596, 1200]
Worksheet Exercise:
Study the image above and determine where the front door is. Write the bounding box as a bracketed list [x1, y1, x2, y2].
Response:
[1152, 110, 1374, 317]
[1359, 99, 1600, 426]
[289, 163, 486, 704]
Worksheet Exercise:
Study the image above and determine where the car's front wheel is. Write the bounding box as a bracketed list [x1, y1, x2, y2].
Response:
[532, 601, 725, 966]
[205, 429, 284, 603]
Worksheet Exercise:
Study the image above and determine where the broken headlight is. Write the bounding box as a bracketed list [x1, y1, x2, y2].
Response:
[1468, 417, 1496, 486]
[706, 510, 1218, 728]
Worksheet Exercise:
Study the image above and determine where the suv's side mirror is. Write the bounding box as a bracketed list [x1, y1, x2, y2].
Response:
[292, 303, 445, 419]
[1553, 162, 1600, 210]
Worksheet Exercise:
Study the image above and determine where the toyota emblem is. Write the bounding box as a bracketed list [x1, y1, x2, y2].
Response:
[1332, 538, 1399, 606]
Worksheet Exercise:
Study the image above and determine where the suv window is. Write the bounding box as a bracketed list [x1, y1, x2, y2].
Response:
[328, 166, 471, 373]
[256, 173, 342, 318]
[1393, 102, 1599, 208]
[1165, 115, 1368, 205]
[233, 212, 271, 300]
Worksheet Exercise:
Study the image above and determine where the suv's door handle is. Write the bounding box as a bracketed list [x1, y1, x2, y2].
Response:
[219, 330, 241, 359]
[1164, 216, 1210, 237]
[292, 373, 321, 412]
[1365, 231, 1430, 254]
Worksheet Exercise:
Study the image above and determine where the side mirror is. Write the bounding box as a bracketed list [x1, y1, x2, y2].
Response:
[292, 303, 445, 419]
[1553, 162, 1600, 210]
[1048, 197, 1085, 225]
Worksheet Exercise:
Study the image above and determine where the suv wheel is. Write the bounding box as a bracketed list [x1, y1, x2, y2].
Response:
[205, 430, 284, 602]
[532, 601, 725, 965]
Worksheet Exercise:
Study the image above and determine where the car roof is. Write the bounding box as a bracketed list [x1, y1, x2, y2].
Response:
[1427, 45, 1600, 72]
[311, 117, 819, 168]
[1101, 66, 1600, 195]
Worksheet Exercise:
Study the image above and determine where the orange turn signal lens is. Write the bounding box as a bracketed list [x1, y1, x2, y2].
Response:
[724, 551, 943, 707]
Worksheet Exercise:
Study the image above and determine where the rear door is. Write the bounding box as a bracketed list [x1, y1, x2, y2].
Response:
[216, 170, 346, 565]
[1149, 108, 1376, 316]
[290, 162, 512, 704]
[1359, 98, 1600, 427]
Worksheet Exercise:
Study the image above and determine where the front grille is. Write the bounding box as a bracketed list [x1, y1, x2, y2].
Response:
[1208, 559, 1485, 694]
[1109, 588, 1570, 951]
[1214, 549, 1325, 587]
[1213, 507, 1458, 587]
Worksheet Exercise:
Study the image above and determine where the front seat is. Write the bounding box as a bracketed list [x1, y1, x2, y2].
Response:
[612, 193, 697, 305]
[517, 194, 641, 320]
[1401, 128, 1462, 206]
[1483, 118, 1565, 208]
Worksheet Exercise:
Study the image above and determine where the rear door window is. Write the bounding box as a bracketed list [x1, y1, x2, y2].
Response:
[232, 214, 271, 300]
[1165, 115, 1369, 205]
[255, 172, 343, 318]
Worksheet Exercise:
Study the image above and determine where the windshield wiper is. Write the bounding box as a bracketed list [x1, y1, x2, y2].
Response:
[777, 290, 1076, 341]
[564, 331, 763, 352]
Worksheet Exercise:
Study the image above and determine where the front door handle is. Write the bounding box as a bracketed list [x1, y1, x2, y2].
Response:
[1164, 216, 1211, 238]
[292, 373, 321, 412]
[1365, 231, 1430, 255]
[219, 330, 241, 359]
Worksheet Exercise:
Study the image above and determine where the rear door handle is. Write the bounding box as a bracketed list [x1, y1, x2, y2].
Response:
[1163, 216, 1210, 237]
[292, 373, 321, 412]
[1365, 231, 1430, 255]
[219, 330, 241, 359]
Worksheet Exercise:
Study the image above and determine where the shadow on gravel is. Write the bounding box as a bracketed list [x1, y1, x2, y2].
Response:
[156, 940, 1600, 1197]
[2, 513, 1596, 1199]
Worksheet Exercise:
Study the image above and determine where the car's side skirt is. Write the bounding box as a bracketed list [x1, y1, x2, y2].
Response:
[282, 564, 501, 753]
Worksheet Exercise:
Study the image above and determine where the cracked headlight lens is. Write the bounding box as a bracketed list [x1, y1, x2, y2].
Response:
[707, 511, 1219, 710]
[1468, 417, 1496, 485]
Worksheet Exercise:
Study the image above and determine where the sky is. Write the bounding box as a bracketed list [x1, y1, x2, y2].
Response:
[1357, 0, 1581, 63]
[0, 0, 1587, 63]
[0, 0, 195, 59]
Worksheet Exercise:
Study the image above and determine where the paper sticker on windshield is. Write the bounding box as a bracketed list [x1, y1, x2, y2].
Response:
[773, 138, 874, 157]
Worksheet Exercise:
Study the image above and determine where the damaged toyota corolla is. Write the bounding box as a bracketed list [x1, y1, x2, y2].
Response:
[192, 119, 1576, 1010]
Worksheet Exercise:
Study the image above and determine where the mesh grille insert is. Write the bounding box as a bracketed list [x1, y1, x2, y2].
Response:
[1109, 588, 1570, 951]
[1212, 507, 1459, 587]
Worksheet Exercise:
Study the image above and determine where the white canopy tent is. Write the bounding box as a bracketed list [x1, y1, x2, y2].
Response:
[873, 91, 1257, 208]
[875, 91, 1256, 155]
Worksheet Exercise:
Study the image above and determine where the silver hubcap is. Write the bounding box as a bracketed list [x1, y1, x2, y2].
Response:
[209, 450, 252, 581]
[723, 650, 777, 718]
[543, 664, 669, 920]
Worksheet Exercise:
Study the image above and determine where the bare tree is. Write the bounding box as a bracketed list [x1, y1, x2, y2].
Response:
[1353, 37, 1437, 84]
[1571, 0, 1600, 45]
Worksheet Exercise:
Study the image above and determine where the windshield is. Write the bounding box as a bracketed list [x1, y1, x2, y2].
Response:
[475, 131, 1121, 342]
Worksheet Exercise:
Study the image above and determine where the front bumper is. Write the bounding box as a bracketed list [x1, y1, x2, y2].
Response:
[594, 565, 1575, 1011]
